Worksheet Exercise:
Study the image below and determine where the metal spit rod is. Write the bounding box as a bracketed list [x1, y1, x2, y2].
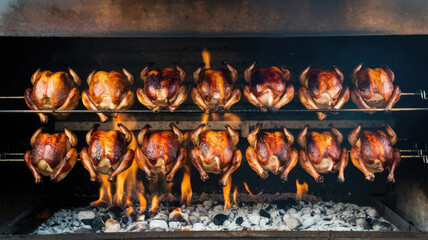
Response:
[0, 107, 427, 113]
[2, 90, 427, 99]
[1, 150, 427, 162]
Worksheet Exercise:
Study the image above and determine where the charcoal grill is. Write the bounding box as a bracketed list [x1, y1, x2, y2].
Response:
[0, 0, 428, 239]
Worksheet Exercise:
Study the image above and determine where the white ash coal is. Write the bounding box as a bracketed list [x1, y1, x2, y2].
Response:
[33, 193, 397, 234]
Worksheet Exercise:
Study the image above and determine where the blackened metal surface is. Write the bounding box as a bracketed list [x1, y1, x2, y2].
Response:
[0, 0, 428, 37]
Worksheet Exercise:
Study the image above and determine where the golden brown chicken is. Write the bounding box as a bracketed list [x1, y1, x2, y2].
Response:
[82, 69, 135, 122]
[350, 64, 401, 113]
[299, 67, 350, 120]
[24, 128, 78, 183]
[189, 124, 242, 186]
[24, 69, 81, 123]
[191, 63, 241, 113]
[297, 126, 349, 183]
[137, 65, 187, 112]
[244, 62, 294, 111]
[134, 123, 186, 182]
[246, 124, 298, 180]
[80, 123, 134, 182]
[348, 124, 401, 182]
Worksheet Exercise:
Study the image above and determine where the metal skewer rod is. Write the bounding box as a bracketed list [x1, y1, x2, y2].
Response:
[0, 107, 427, 113]
[0, 91, 425, 99]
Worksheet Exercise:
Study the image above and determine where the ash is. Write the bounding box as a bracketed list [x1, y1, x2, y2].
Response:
[33, 193, 397, 234]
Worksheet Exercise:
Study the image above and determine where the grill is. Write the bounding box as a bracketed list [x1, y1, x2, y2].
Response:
[0, 1, 428, 239]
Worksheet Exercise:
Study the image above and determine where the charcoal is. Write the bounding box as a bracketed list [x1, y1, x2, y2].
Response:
[259, 209, 270, 219]
[213, 214, 228, 226]
[90, 217, 104, 232]
[371, 220, 395, 231]
[271, 198, 297, 210]
[105, 219, 120, 232]
[356, 218, 372, 230]
[235, 216, 244, 225]
[107, 206, 124, 220]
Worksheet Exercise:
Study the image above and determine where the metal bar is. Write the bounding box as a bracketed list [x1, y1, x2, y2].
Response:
[0, 107, 428, 113]
[0, 92, 423, 99]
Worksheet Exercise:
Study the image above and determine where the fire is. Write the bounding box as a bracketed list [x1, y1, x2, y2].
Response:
[233, 185, 238, 205]
[90, 174, 112, 207]
[223, 176, 232, 211]
[201, 113, 241, 124]
[295, 179, 308, 201]
[202, 48, 211, 69]
[180, 165, 193, 206]
[242, 182, 254, 196]
[138, 193, 147, 213]
[92, 114, 146, 208]
[150, 195, 159, 212]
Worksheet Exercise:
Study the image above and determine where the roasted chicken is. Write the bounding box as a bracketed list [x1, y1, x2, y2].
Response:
[82, 69, 135, 122]
[24, 128, 78, 183]
[80, 123, 134, 182]
[246, 124, 298, 180]
[24, 69, 81, 123]
[189, 124, 242, 186]
[350, 64, 401, 113]
[137, 65, 188, 112]
[297, 126, 349, 183]
[135, 123, 186, 182]
[191, 62, 241, 113]
[244, 62, 294, 111]
[348, 124, 401, 182]
[299, 67, 350, 120]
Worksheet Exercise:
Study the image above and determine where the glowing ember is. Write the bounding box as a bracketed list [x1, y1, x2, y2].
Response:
[242, 182, 254, 196]
[202, 48, 211, 69]
[138, 193, 147, 213]
[150, 195, 159, 212]
[170, 208, 182, 219]
[223, 176, 232, 211]
[295, 179, 308, 201]
[91, 174, 113, 207]
[180, 165, 193, 206]
[233, 185, 238, 205]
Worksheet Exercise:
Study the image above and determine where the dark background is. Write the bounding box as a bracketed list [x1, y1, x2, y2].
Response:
[0, 36, 427, 204]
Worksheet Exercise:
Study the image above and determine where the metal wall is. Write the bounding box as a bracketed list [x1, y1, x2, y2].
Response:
[0, 0, 428, 37]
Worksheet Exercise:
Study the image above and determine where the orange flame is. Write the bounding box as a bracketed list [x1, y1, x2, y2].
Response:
[223, 176, 232, 211]
[242, 182, 254, 196]
[180, 165, 193, 206]
[295, 179, 308, 201]
[170, 208, 182, 218]
[91, 174, 113, 207]
[150, 195, 159, 212]
[92, 114, 146, 208]
[233, 185, 238, 205]
[202, 49, 211, 69]
[139, 193, 147, 213]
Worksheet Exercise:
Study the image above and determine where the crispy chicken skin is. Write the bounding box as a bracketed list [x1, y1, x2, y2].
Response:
[297, 126, 349, 183]
[298, 66, 350, 120]
[24, 128, 78, 183]
[246, 124, 298, 181]
[191, 63, 241, 113]
[244, 62, 294, 111]
[80, 123, 134, 182]
[137, 65, 187, 112]
[24, 69, 81, 123]
[135, 123, 186, 182]
[189, 124, 242, 186]
[82, 69, 135, 122]
[350, 64, 401, 113]
[348, 124, 401, 182]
